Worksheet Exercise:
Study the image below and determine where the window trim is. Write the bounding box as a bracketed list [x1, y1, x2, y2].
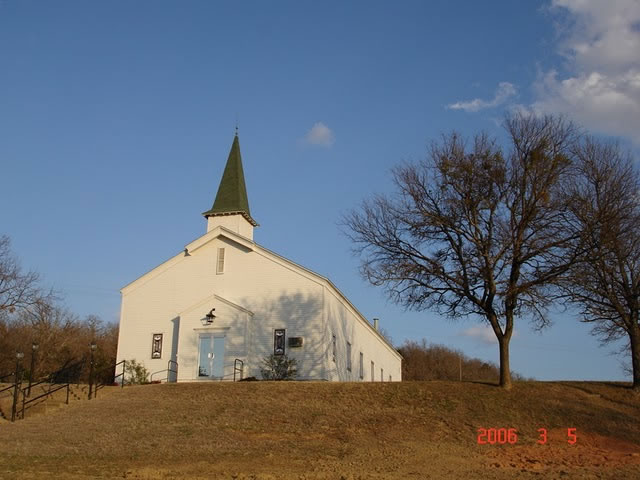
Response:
[346, 342, 352, 372]
[216, 247, 225, 274]
[331, 334, 336, 363]
[151, 333, 163, 359]
[274, 328, 286, 356]
[359, 352, 364, 379]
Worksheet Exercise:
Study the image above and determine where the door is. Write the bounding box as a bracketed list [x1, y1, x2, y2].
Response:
[198, 335, 225, 379]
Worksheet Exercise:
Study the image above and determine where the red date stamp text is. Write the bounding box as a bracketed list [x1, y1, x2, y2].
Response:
[477, 427, 577, 445]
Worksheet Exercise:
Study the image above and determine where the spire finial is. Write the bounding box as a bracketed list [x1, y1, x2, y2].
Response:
[235, 114, 239, 137]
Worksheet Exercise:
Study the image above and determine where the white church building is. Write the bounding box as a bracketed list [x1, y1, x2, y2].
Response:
[116, 134, 402, 382]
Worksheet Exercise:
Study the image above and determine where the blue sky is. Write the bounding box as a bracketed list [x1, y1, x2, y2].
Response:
[2, 1, 639, 381]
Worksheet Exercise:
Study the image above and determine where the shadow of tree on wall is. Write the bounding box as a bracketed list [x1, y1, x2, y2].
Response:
[330, 297, 363, 382]
[180, 309, 250, 381]
[176, 291, 324, 381]
[168, 317, 180, 382]
[240, 291, 324, 380]
[173, 288, 398, 383]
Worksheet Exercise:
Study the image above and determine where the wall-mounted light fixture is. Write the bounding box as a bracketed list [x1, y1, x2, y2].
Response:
[201, 308, 216, 326]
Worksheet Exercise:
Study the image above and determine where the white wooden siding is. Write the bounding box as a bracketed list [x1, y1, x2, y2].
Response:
[117, 223, 401, 382]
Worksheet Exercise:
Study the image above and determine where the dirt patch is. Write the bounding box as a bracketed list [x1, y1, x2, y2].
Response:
[485, 429, 640, 478]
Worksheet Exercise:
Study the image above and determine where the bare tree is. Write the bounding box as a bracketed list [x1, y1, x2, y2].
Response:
[397, 339, 513, 382]
[562, 138, 640, 390]
[0, 235, 53, 314]
[0, 236, 118, 379]
[1, 301, 118, 379]
[344, 114, 581, 389]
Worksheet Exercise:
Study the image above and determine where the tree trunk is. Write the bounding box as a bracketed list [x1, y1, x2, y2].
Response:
[498, 335, 512, 389]
[630, 320, 640, 391]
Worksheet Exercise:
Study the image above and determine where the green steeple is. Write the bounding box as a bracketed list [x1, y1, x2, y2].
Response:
[203, 134, 258, 226]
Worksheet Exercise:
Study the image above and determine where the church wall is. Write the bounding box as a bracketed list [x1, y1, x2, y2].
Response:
[118, 228, 401, 383]
[206, 214, 254, 240]
[118, 235, 329, 381]
[323, 287, 402, 382]
[218, 241, 328, 380]
[175, 296, 251, 381]
[117, 252, 184, 379]
[117, 237, 239, 378]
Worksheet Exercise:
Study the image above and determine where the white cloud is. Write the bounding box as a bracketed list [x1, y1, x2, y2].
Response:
[460, 324, 519, 346]
[460, 325, 497, 345]
[447, 82, 517, 112]
[534, 0, 640, 145]
[552, 0, 640, 71]
[303, 122, 335, 147]
[532, 69, 640, 143]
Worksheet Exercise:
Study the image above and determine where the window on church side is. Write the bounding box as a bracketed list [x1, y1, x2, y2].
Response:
[151, 333, 163, 359]
[274, 329, 285, 355]
[359, 352, 364, 379]
[331, 334, 336, 363]
[346, 342, 352, 371]
[381, 368, 384, 382]
[370, 361, 375, 382]
[216, 248, 225, 274]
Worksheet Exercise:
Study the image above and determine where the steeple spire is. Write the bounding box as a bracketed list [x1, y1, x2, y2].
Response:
[203, 134, 258, 228]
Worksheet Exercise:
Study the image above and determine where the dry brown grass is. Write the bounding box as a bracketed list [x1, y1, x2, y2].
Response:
[0, 381, 638, 479]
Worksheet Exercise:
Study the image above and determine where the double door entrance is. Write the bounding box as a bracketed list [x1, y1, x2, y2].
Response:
[198, 334, 225, 379]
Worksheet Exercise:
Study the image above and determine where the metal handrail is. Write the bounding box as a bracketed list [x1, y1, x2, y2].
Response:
[20, 382, 70, 419]
[234, 359, 244, 381]
[113, 359, 126, 387]
[0, 383, 15, 395]
[5, 358, 129, 420]
[24, 360, 85, 394]
[7, 360, 81, 421]
[94, 360, 126, 398]
[150, 359, 178, 383]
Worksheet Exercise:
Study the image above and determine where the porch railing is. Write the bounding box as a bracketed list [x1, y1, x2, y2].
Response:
[233, 359, 244, 381]
[150, 360, 178, 383]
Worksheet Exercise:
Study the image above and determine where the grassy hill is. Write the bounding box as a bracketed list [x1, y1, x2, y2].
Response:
[0, 381, 638, 479]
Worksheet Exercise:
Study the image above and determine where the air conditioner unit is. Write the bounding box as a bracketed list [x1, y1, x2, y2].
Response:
[288, 337, 304, 348]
